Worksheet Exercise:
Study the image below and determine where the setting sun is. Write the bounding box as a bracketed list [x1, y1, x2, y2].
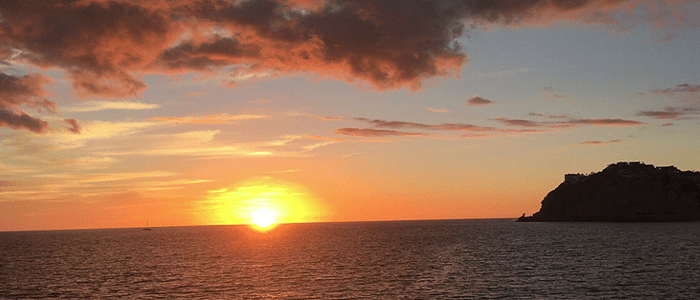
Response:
[251, 208, 277, 229]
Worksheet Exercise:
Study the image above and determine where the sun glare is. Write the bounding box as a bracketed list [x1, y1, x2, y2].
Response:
[200, 177, 327, 228]
[251, 208, 277, 229]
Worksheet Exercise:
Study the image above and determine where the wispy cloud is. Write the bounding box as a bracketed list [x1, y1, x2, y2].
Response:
[62, 101, 160, 112]
[426, 107, 450, 114]
[541, 87, 576, 101]
[337, 117, 545, 139]
[303, 135, 346, 142]
[636, 107, 698, 120]
[334, 128, 428, 137]
[649, 84, 700, 97]
[355, 118, 500, 132]
[154, 114, 267, 124]
[183, 91, 206, 98]
[493, 117, 646, 128]
[581, 139, 622, 145]
[469, 68, 530, 79]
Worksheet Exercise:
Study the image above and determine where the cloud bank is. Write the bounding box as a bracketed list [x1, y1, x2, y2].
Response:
[1, 0, 693, 100]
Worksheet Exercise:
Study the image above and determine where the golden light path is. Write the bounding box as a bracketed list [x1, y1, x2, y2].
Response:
[198, 177, 328, 231]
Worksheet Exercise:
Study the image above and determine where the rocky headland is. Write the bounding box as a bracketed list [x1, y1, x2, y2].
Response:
[518, 162, 700, 222]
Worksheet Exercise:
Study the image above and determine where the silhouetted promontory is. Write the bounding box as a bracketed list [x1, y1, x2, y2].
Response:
[518, 162, 700, 222]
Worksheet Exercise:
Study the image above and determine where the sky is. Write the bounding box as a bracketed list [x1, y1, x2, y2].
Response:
[1, 0, 699, 231]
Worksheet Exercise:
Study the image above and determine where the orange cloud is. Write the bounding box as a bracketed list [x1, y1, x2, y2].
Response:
[303, 135, 346, 142]
[154, 114, 267, 124]
[426, 107, 450, 113]
[334, 128, 427, 137]
[1, 0, 691, 99]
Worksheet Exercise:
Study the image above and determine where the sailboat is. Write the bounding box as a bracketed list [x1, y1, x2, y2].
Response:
[143, 220, 152, 231]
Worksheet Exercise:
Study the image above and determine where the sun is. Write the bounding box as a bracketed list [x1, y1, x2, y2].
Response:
[251, 208, 277, 229]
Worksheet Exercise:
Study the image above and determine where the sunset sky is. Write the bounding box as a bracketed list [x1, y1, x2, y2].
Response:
[1, 0, 699, 231]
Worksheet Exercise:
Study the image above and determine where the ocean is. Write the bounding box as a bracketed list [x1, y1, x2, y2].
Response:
[2, 219, 699, 299]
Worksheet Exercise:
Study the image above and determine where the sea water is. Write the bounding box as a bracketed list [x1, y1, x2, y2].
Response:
[2, 219, 699, 299]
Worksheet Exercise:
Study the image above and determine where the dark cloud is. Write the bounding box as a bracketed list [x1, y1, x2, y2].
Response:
[649, 84, 700, 96]
[493, 117, 647, 128]
[492, 118, 542, 127]
[466, 95, 495, 106]
[636, 110, 683, 120]
[636, 107, 698, 120]
[64, 118, 81, 134]
[155, 37, 262, 71]
[0, 73, 54, 110]
[334, 127, 427, 137]
[548, 114, 574, 119]
[0, 0, 175, 98]
[527, 112, 573, 119]
[0, 108, 50, 133]
[349, 117, 544, 137]
[0, 72, 54, 132]
[1, 0, 691, 96]
[541, 86, 574, 101]
[581, 139, 622, 145]
[565, 118, 646, 126]
[355, 117, 499, 132]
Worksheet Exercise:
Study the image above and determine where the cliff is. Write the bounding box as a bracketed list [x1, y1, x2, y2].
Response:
[518, 162, 700, 222]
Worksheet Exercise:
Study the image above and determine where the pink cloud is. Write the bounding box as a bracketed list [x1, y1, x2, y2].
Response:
[426, 107, 450, 114]
[154, 114, 266, 124]
[183, 91, 207, 98]
[334, 128, 427, 137]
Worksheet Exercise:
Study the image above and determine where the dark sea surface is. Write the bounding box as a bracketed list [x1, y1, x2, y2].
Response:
[2, 219, 700, 299]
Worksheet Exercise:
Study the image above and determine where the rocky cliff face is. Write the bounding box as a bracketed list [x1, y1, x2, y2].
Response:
[518, 162, 700, 222]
